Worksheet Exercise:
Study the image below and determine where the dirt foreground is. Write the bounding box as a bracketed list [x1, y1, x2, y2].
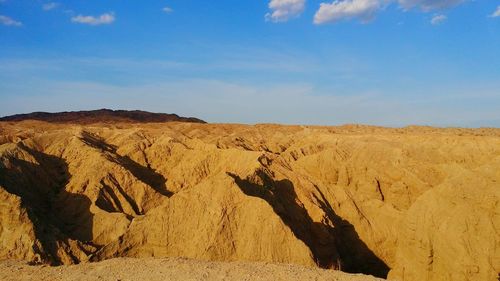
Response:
[0, 258, 383, 281]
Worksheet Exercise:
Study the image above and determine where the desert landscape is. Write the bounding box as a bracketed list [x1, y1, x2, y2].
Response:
[2, 0, 500, 280]
[0, 110, 498, 281]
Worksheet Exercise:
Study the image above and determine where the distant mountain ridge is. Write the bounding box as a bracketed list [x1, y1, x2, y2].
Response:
[0, 109, 206, 124]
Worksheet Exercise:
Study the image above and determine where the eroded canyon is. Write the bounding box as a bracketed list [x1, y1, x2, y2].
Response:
[0, 121, 498, 281]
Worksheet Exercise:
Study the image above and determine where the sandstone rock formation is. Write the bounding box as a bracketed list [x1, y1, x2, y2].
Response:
[0, 121, 498, 280]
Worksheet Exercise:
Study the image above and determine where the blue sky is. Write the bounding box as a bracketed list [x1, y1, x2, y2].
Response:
[0, 0, 499, 127]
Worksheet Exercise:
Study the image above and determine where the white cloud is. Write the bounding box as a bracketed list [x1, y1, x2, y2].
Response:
[398, 0, 464, 11]
[71, 13, 115, 26]
[42, 2, 59, 11]
[490, 6, 500, 18]
[266, 0, 306, 22]
[313, 0, 465, 24]
[162, 6, 174, 13]
[0, 15, 22, 26]
[430, 14, 447, 25]
[314, 0, 384, 24]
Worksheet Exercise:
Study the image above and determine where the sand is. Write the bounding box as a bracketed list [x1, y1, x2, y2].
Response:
[0, 257, 383, 281]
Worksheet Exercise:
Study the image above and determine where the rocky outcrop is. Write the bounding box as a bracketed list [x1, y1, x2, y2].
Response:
[0, 186, 40, 262]
[388, 172, 500, 281]
[0, 121, 498, 280]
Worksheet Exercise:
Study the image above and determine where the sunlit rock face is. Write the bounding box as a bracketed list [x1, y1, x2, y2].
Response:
[0, 120, 499, 280]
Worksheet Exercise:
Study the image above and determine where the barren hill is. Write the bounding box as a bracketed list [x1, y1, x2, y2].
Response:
[0, 121, 498, 281]
[0, 109, 205, 124]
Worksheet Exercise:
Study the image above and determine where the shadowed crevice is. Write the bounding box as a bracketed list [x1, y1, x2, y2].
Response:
[97, 176, 141, 216]
[0, 145, 96, 265]
[95, 180, 126, 214]
[227, 170, 340, 269]
[312, 185, 390, 278]
[79, 131, 172, 197]
[228, 170, 389, 278]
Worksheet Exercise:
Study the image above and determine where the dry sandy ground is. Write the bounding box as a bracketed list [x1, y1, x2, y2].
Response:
[0, 258, 384, 281]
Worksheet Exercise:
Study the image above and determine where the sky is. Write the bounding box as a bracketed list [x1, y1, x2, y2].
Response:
[0, 0, 499, 127]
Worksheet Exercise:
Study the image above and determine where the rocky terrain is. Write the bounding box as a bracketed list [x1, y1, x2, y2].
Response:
[0, 120, 498, 281]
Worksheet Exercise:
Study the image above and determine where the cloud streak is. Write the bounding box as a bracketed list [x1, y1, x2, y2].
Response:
[490, 6, 500, 18]
[430, 14, 447, 25]
[0, 56, 499, 127]
[314, 0, 383, 24]
[266, 0, 306, 22]
[2, 78, 498, 127]
[398, 0, 465, 11]
[313, 0, 465, 24]
[162, 6, 174, 13]
[42, 2, 59, 11]
[71, 13, 115, 25]
[0, 15, 22, 26]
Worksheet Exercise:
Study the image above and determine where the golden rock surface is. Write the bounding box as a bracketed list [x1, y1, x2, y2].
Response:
[0, 121, 498, 280]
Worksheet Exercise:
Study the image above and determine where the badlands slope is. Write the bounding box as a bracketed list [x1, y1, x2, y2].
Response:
[0, 121, 499, 281]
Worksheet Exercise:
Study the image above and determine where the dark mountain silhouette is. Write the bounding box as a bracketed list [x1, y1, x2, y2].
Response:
[0, 109, 206, 124]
